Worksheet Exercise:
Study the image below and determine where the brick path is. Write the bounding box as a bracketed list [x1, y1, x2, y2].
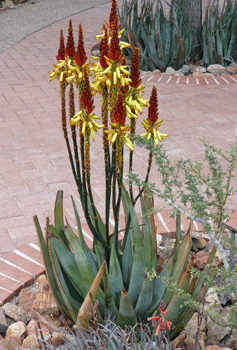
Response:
[0, 0, 237, 304]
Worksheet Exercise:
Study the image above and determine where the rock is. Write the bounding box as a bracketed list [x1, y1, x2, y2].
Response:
[153, 69, 161, 74]
[0, 338, 21, 350]
[191, 65, 207, 73]
[225, 66, 235, 75]
[183, 313, 205, 349]
[6, 321, 26, 344]
[26, 318, 48, 337]
[91, 43, 100, 58]
[50, 332, 65, 347]
[21, 334, 39, 349]
[0, 308, 7, 335]
[173, 71, 184, 76]
[156, 234, 162, 247]
[164, 67, 176, 75]
[180, 64, 191, 76]
[19, 275, 58, 314]
[192, 236, 207, 252]
[0, 0, 13, 9]
[206, 308, 231, 344]
[193, 251, 219, 270]
[205, 288, 220, 308]
[202, 346, 232, 350]
[230, 62, 237, 73]
[193, 71, 205, 76]
[207, 64, 226, 75]
[3, 302, 30, 325]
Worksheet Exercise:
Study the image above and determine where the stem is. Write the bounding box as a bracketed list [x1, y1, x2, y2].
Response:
[134, 150, 153, 203]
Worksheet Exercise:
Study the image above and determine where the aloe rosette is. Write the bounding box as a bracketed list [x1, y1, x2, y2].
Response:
[34, 0, 216, 340]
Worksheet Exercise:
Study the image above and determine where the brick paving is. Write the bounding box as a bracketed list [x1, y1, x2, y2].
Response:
[0, 0, 237, 304]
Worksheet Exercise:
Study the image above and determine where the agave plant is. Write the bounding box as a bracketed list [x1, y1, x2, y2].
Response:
[34, 189, 216, 339]
[202, 0, 237, 66]
[34, 0, 215, 340]
[118, 0, 192, 71]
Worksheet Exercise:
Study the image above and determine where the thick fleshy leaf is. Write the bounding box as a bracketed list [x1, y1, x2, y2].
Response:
[140, 192, 157, 271]
[50, 239, 79, 322]
[76, 263, 105, 329]
[109, 243, 124, 308]
[163, 220, 193, 305]
[103, 264, 118, 319]
[71, 195, 98, 271]
[122, 186, 145, 306]
[135, 276, 153, 320]
[33, 215, 71, 318]
[116, 289, 137, 328]
[122, 231, 133, 289]
[64, 220, 98, 296]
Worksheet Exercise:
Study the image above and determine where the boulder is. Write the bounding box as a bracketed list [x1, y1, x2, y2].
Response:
[3, 302, 30, 324]
[164, 67, 176, 75]
[21, 334, 39, 349]
[6, 321, 26, 344]
[180, 64, 191, 76]
[183, 312, 206, 349]
[193, 251, 219, 270]
[0, 0, 13, 9]
[207, 64, 226, 75]
[19, 275, 58, 314]
[206, 308, 231, 344]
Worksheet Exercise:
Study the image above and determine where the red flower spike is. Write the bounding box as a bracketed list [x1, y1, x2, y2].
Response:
[108, 0, 119, 30]
[80, 72, 94, 114]
[108, 25, 122, 62]
[65, 20, 75, 58]
[56, 30, 66, 61]
[74, 24, 87, 66]
[148, 86, 158, 125]
[99, 25, 109, 69]
[130, 48, 141, 88]
[112, 94, 126, 125]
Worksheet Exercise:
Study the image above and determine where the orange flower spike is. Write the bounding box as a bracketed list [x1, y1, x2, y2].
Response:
[130, 48, 141, 89]
[148, 86, 158, 125]
[99, 25, 109, 69]
[65, 20, 75, 58]
[108, 24, 122, 62]
[148, 301, 171, 336]
[74, 24, 87, 66]
[107, 0, 119, 30]
[80, 72, 95, 114]
[112, 93, 126, 125]
[56, 30, 66, 62]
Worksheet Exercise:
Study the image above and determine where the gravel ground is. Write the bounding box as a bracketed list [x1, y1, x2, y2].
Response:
[0, 0, 110, 53]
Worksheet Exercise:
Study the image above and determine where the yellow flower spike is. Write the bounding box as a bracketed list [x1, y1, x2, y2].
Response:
[121, 76, 125, 87]
[116, 67, 121, 79]
[82, 121, 86, 135]
[91, 56, 100, 61]
[120, 42, 131, 49]
[111, 132, 117, 143]
[59, 71, 64, 82]
[120, 67, 130, 75]
[118, 28, 125, 36]
[124, 136, 134, 151]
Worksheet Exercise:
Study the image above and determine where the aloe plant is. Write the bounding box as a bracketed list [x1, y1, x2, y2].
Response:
[118, 0, 192, 71]
[202, 0, 237, 66]
[34, 0, 216, 340]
